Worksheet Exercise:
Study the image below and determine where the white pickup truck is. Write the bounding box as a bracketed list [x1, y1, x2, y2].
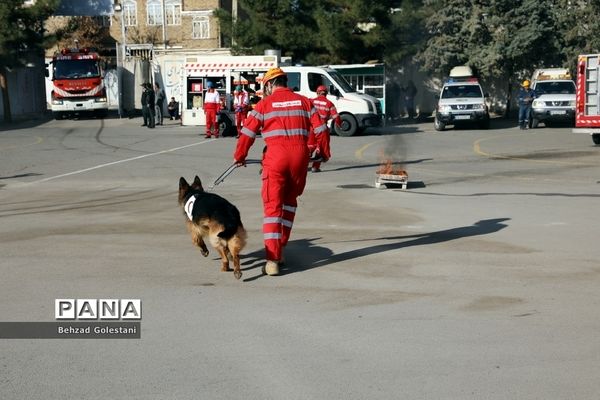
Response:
[530, 68, 576, 128]
[434, 66, 490, 131]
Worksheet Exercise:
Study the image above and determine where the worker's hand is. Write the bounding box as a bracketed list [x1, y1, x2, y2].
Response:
[234, 159, 246, 167]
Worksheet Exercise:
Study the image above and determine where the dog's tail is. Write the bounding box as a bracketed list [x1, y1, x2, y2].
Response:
[218, 205, 242, 239]
[218, 220, 239, 240]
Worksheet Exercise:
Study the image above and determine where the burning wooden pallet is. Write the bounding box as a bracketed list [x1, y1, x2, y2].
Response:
[375, 172, 408, 189]
[376, 160, 408, 189]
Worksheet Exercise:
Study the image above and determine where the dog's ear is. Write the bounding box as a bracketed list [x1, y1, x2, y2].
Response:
[178, 177, 191, 205]
[179, 177, 189, 190]
[193, 175, 204, 192]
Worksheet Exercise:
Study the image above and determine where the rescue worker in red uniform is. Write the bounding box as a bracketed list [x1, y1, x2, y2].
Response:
[308, 85, 341, 172]
[233, 67, 326, 276]
[203, 81, 220, 138]
[233, 85, 249, 138]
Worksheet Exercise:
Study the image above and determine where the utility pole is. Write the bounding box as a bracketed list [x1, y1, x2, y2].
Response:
[162, 0, 167, 49]
[113, 2, 126, 118]
[232, 0, 238, 47]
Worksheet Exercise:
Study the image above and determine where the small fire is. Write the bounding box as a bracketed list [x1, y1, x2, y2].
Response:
[377, 158, 407, 177]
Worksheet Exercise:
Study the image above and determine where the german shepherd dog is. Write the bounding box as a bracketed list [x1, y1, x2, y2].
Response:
[178, 176, 247, 279]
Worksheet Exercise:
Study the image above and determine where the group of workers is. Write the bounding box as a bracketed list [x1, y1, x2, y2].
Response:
[204, 67, 340, 276]
[141, 82, 179, 127]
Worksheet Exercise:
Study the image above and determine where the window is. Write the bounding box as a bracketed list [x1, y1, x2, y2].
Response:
[192, 16, 209, 39]
[308, 73, 325, 93]
[147, 0, 162, 25]
[441, 84, 483, 99]
[535, 81, 576, 95]
[165, 0, 181, 25]
[287, 73, 301, 92]
[92, 16, 111, 27]
[123, 0, 137, 26]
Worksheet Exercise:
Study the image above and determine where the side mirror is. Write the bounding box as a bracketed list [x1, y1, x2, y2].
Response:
[44, 63, 49, 77]
[484, 92, 490, 98]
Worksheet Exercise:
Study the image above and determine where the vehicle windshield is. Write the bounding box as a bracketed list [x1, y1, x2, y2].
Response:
[441, 84, 483, 99]
[54, 59, 100, 79]
[328, 70, 355, 93]
[534, 81, 575, 95]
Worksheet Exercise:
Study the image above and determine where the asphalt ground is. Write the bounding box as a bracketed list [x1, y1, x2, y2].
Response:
[1, 115, 600, 399]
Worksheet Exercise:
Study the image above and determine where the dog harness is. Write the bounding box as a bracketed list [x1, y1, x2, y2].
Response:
[184, 195, 196, 221]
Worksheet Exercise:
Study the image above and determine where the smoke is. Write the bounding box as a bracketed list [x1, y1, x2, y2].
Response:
[380, 134, 408, 167]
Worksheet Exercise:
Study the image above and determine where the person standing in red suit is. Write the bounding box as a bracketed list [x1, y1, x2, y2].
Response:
[308, 84, 341, 172]
[203, 81, 220, 138]
[233, 68, 326, 276]
[233, 85, 249, 138]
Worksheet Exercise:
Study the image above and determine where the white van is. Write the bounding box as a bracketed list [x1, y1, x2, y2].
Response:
[281, 66, 383, 136]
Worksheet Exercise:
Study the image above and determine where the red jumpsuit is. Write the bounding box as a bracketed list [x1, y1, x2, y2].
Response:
[308, 95, 341, 170]
[203, 89, 220, 138]
[234, 86, 326, 262]
[233, 90, 249, 137]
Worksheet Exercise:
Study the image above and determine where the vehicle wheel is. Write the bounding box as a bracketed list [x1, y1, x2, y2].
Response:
[593, 134, 600, 145]
[94, 110, 108, 119]
[53, 112, 65, 120]
[333, 114, 358, 137]
[218, 114, 235, 137]
[530, 118, 539, 128]
[434, 117, 445, 131]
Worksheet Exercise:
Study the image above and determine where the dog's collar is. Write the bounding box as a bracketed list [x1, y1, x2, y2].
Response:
[184, 195, 196, 221]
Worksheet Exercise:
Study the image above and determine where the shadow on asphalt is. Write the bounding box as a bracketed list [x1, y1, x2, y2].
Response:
[241, 218, 510, 281]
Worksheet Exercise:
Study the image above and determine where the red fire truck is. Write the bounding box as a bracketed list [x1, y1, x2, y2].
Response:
[46, 47, 108, 119]
[573, 54, 600, 144]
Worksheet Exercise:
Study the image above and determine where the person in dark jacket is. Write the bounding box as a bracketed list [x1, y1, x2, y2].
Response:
[167, 97, 179, 120]
[404, 80, 418, 119]
[141, 83, 149, 126]
[518, 79, 536, 129]
[145, 83, 155, 129]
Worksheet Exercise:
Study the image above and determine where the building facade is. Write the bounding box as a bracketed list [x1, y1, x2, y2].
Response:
[110, 0, 231, 51]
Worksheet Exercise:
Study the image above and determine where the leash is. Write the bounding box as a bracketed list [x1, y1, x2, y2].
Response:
[208, 156, 323, 192]
[207, 160, 261, 191]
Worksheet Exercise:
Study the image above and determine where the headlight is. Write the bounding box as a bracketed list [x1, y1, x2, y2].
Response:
[532, 100, 544, 108]
[51, 99, 63, 105]
[94, 97, 107, 103]
[438, 105, 452, 113]
[568, 100, 575, 107]
[472, 103, 485, 110]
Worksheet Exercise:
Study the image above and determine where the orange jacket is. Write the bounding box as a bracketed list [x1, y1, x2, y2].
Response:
[312, 95, 341, 127]
[234, 87, 326, 162]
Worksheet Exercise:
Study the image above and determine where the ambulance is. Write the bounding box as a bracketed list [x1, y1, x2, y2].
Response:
[279, 66, 383, 136]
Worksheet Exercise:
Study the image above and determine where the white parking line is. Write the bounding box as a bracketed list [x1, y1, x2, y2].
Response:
[24, 139, 215, 185]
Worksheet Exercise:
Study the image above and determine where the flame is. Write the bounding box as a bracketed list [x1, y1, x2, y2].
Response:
[377, 151, 407, 176]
